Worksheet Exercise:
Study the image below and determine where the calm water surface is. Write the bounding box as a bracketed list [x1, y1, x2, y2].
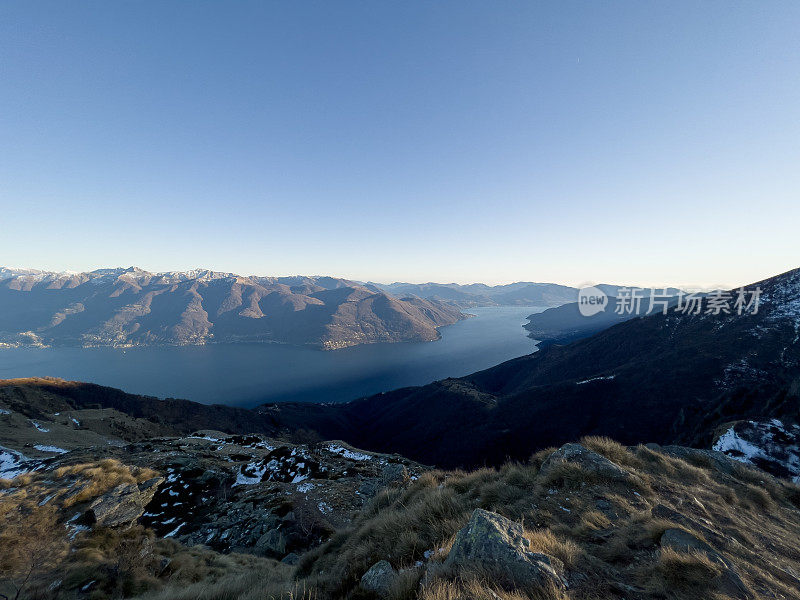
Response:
[0, 306, 544, 407]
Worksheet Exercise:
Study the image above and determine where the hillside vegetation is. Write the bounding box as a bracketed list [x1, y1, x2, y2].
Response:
[2, 437, 799, 600]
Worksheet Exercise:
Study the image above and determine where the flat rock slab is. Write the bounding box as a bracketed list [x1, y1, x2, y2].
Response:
[87, 476, 164, 528]
[540, 443, 633, 483]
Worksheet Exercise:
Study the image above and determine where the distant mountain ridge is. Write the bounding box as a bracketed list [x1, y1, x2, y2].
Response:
[369, 281, 686, 309]
[368, 280, 580, 307]
[0, 267, 465, 349]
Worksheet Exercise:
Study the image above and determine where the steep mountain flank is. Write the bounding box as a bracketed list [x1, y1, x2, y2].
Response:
[0, 268, 465, 349]
[0, 378, 284, 445]
[523, 290, 684, 346]
[263, 268, 800, 469]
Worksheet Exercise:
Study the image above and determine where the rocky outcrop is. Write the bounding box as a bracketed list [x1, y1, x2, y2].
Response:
[539, 443, 632, 483]
[658, 445, 742, 476]
[443, 509, 566, 590]
[255, 528, 287, 557]
[120, 434, 424, 560]
[86, 477, 163, 527]
[360, 560, 398, 597]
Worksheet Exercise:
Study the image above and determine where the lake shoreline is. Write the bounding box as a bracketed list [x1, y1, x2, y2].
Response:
[0, 306, 545, 408]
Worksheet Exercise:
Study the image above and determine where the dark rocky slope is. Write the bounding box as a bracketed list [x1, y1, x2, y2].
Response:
[263, 268, 800, 469]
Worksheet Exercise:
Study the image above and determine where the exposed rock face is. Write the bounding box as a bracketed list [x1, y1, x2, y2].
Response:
[444, 509, 566, 590]
[360, 560, 398, 597]
[660, 527, 715, 554]
[539, 443, 632, 482]
[86, 477, 163, 527]
[255, 528, 286, 557]
[659, 445, 741, 476]
[120, 434, 424, 560]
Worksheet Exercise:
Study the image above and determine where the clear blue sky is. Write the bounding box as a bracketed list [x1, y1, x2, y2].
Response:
[1, 1, 798, 288]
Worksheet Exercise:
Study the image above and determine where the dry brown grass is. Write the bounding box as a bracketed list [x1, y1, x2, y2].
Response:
[140, 442, 800, 600]
[644, 547, 725, 600]
[54, 458, 159, 507]
[524, 529, 581, 569]
[419, 574, 568, 600]
[61, 526, 281, 599]
[529, 447, 558, 471]
[579, 436, 643, 470]
[4, 441, 800, 600]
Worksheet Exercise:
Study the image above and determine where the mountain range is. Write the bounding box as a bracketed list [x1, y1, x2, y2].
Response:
[5, 267, 796, 474]
[0, 267, 465, 349]
[1, 267, 699, 351]
[368, 281, 581, 307]
[2, 268, 799, 600]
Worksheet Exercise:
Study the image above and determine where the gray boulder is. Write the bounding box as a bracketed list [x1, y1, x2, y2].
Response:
[359, 463, 410, 497]
[661, 528, 717, 555]
[660, 446, 741, 477]
[444, 509, 566, 590]
[539, 443, 632, 483]
[360, 560, 398, 597]
[86, 477, 163, 528]
[256, 527, 286, 557]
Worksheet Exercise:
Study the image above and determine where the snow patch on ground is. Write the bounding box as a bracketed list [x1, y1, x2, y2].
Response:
[0, 446, 29, 478]
[235, 463, 269, 486]
[34, 445, 68, 454]
[326, 444, 373, 461]
[236, 447, 319, 485]
[164, 522, 186, 538]
[187, 434, 222, 442]
[576, 375, 616, 385]
[759, 270, 800, 322]
[714, 428, 765, 462]
[713, 419, 800, 481]
[30, 420, 50, 432]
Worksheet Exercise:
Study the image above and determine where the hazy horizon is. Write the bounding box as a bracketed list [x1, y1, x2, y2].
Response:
[2, 2, 798, 287]
[3, 261, 790, 291]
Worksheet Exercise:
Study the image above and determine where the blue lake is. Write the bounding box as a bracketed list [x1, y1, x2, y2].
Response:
[0, 306, 544, 407]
